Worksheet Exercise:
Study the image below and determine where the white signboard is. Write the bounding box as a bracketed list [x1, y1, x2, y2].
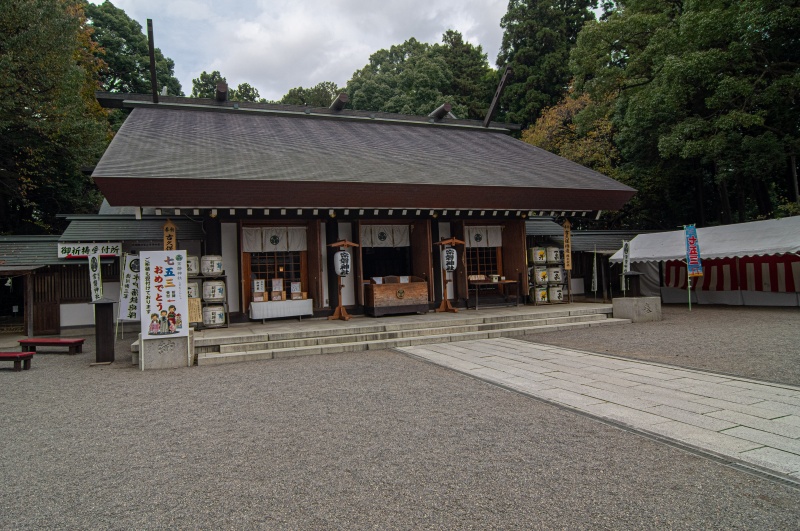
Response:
[58, 242, 121, 259]
[140, 250, 189, 338]
[622, 241, 631, 274]
[118, 253, 141, 321]
[88, 252, 103, 302]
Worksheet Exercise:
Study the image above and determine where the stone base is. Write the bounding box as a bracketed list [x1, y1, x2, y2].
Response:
[139, 330, 194, 370]
[612, 296, 662, 323]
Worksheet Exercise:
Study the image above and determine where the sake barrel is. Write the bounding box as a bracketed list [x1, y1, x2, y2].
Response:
[530, 286, 548, 303]
[546, 247, 562, 264]
[187, 282, 200, 299]
[547, 266, 565, 284]
[187, 256, 200, 275]
[202, 305, 226, 326]
[201, 255, 224, 276]
[202, 280, 225, 302]
[548, 285, 564, 302]
[533, 266, 548, 285]
[531, 247, 547, 264]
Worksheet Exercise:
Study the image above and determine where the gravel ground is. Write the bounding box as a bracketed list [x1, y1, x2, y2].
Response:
[526, 305, 800, 386]
[2, 326, 799, 529]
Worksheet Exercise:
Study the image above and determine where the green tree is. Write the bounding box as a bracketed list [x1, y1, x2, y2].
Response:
[571, 0, 800, 226]
[280, 81, 341, 107]
[0, 0, 111, 234]
[496, 0, 597, 129]
[84, 0, 183, 96]
[346, 32, 492, 118]
[231, 82, 264, 103]
[191, 70, 226, 99]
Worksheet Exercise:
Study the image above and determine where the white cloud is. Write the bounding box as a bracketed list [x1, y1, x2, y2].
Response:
[90, 0, 507, 101]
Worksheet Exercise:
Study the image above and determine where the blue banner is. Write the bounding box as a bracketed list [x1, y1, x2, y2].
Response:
[684, 225, 703, 277]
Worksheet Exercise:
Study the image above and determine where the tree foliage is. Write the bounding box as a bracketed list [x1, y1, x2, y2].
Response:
[280, 81, 341, 107]
[84, 0, 182, 96]
[191, 70, 226, 99]
[497, 0, 597, 129]
[535, 0, 800, 228]
[231, 82, 263, 103]
[346, 32, 493, 119]
[0, 0, 111, 234]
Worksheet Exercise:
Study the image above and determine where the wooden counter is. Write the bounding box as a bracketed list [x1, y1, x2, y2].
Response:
[364, 276, 429, 317]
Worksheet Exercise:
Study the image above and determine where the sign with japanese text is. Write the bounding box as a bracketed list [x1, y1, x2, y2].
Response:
[683, 224, 703, 277]
[58, 242, 121, 259]
[333, 251, 351, 276]
[622, 241, 631, 274]
[88, 252, 103, 302]
[118, 253, 140, 321]
[140, 250, 189, 338]
[162, 219, 177, 251]
[443, 247, 457, 272]
[563, 220, 572, 270]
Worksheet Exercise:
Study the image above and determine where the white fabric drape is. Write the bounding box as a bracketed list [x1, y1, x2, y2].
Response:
[263, 227, 288, 252]
[359, 225, 374, 247]
[242, 227, 263, 252]
[466, 226, 502, 248]
[392, 225, 410, 247]
[360, 225, 411, 247]
[286, 227, 307, 251]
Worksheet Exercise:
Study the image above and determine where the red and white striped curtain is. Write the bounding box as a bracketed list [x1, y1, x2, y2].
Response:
[663, 255, 800, 292]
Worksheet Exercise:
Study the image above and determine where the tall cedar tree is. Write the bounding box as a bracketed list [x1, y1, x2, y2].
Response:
[497, 0, 596, 129]
[0, 0, 111, 234]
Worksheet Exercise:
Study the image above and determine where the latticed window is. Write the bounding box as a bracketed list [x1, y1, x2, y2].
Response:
[249, 251, 303, 287]
[465, 247, 499, 277]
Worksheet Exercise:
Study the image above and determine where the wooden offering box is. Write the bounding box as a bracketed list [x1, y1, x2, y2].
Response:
[365, 276, 429, 317]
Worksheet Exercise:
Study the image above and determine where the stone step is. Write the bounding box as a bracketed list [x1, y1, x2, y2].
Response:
[198, 318, 630, 366]
[193, 307, 612, 349]
[216, 313, 607, 354]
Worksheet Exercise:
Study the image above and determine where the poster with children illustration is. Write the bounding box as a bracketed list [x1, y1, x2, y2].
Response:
[140, 250, 189, 338]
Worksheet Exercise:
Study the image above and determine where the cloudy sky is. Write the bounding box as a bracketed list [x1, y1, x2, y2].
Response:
[92, 0, 509, 101]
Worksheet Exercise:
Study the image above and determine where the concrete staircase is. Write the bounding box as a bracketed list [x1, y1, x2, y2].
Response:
[195, 307, 629, 366]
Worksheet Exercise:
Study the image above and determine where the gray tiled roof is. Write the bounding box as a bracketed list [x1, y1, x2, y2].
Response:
[93, 106, 636, 194]
[525, 219, 565, 236]
[60, 217, 204, 241]
[0, 235, 63, 269]
[551, 231, 654, 254]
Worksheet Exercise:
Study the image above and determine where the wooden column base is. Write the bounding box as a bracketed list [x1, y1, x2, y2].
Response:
[328, 304, 351, 321]
[435, 298, 458, 313]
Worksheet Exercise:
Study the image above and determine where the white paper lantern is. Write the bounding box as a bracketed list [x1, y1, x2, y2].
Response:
[443, 248, 458, 272]
[333, 251, 351, 276]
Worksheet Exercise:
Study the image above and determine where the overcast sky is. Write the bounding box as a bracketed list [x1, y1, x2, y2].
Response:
[92, 0, 509, 101]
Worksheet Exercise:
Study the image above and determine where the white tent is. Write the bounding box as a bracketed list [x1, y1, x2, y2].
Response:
[610, 217, 800, 306]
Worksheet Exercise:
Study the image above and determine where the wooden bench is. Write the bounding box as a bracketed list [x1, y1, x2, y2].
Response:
[18, 338, 85, 355]
[0, 352, 34, 371]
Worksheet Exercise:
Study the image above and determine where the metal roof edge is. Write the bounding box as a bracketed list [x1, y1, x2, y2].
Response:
[123, 100, 514, 134]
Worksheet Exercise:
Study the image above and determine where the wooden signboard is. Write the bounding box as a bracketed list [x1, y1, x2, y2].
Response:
[563, 219, 572, 271]
[188, 297, 202, 323]
[163, 219, 177, 251]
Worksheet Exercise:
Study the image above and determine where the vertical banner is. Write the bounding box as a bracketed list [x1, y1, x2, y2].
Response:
[622, 241, 631, 274]
[684, 224, 703, 277]
[88, 252, 104, 302]
[140, 250, 189, 338]
[118, 254, 141, 321]
[162, 219, 177, 251]
[562, 220, 572, 270]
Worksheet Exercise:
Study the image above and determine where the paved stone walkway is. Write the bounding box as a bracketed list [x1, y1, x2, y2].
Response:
[398, 338, 800, 482]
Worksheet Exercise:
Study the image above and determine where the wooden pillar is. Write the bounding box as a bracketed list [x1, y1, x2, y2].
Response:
[501, 219, 527, 296]
[410, 219, 433, 301]
[431, 222, 442, 304]
[325, 220, 339, 309]
[352, 223, 363, 308]
[306, 220, 324, 310]
[203, 217, 222, 255]
[452, 221, 468, 305]
[25, 272, 33, 337]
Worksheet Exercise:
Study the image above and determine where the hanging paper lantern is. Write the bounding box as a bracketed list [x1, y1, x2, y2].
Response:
[443, 247, 457, 272]
[333, 251, 351, 276]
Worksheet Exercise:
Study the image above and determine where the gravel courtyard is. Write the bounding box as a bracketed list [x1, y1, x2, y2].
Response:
[2, 305, 800, 528]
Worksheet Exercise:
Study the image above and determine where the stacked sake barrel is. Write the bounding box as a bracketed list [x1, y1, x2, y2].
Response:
[545, 247, 566, 303]
[528, 247, 549, 303]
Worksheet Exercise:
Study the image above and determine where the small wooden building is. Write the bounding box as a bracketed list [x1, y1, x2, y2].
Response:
[85, 92, 635, 320]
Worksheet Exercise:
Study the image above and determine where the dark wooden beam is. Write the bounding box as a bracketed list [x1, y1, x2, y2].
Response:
[483, 65, 513, 128]
[428, 103, 452, 121]
[329, 93, 349, 111]
[216, 82, 228, 102]
[147, 19, 159, 104]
